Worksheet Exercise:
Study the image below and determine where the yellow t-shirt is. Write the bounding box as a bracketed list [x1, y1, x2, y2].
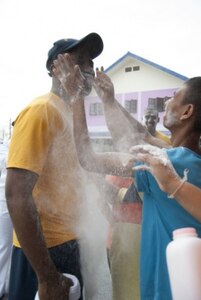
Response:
[8, 92, 85, 248]
[155, 130, 171, 145]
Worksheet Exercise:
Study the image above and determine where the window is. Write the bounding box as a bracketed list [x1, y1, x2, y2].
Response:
[125, 67, 132, 72]
[89, 103, 103, 116]
[148, 96, 171, 112]
[125, 99, 137, 113]
[125, 66, 140, 72]
[133, 66, 140, 71]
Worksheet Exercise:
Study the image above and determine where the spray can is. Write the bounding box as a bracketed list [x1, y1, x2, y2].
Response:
[166, 227, 201, 300]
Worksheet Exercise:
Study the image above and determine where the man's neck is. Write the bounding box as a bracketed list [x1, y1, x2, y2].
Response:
[171, 128, 201, 155]
[149, 129, 156, 136]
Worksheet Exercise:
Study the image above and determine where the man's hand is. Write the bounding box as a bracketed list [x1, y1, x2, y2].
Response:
[93, 70, 115, 104]
[52, 53, 86, 100]
[130, 145, 180, 193]
[38, 272, 72, 300]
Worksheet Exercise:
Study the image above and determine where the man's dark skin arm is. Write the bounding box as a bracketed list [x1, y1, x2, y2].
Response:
[6, 168, 72, 300]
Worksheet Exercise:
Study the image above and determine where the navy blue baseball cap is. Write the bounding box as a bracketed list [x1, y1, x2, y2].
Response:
[46, 32, 103, 72]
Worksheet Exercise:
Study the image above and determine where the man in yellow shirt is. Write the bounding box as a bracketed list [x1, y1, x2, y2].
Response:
[6, 33, 104, 300]
[143, 107, 171, 145]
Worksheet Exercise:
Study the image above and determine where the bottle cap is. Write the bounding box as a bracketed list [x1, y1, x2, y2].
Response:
[173, 227, 197, 239]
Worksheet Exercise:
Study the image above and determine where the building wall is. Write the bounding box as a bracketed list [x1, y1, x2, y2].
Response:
[85, 54, 187, 140]
[92, 56, 186, 94]
[85, 87, 177, 135]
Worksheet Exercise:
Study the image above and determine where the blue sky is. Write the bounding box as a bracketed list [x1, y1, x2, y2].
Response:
[0, 0, 201, 130]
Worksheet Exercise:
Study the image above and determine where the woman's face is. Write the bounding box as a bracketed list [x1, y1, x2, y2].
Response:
[163, 86, 187, 129]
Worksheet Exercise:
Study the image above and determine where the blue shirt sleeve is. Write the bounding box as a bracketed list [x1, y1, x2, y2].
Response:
[134, 162, 151, 194]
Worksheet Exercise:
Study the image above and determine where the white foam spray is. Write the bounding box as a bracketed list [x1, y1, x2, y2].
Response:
[76, 173, 112, 300]
[164, 110, 179, 128]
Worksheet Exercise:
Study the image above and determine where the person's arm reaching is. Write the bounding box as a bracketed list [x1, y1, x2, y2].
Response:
[6, 168, 72, 300]
[130, 145, 201, 222]
[53, 54, 135, 177]
[94, 71, 171, 150]
[72, 93, 135, 176]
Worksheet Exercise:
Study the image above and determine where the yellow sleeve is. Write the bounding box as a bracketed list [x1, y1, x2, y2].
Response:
[155, 131, 171, 145]
[117, 187, 128, 203]
[7, 100, 57, 175]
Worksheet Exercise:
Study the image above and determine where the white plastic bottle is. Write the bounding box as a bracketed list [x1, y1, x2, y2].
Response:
[166, 227, 201, 300]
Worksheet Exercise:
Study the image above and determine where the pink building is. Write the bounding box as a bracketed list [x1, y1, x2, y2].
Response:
[85, 52, 188, 150]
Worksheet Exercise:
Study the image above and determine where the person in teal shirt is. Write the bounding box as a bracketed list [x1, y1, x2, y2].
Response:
[135, 146, 201, 299]
[52, 57, 201, 299]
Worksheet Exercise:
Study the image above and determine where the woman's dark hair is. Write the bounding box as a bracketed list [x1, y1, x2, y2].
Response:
[183, 77, 201, 132]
